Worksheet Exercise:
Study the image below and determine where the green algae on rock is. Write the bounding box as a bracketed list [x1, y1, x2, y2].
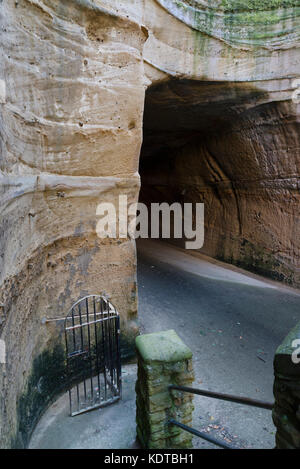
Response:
[156, 0, 300, 47]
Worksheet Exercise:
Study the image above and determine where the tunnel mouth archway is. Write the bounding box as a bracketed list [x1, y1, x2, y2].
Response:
[138, 78, 298, 285]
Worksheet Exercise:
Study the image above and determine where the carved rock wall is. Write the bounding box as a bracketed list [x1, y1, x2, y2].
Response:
[0, 0, 146, 447]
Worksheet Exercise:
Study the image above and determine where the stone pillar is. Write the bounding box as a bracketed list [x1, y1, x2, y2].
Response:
[273, 321, 300, 449]
[135, 330, 194, 449]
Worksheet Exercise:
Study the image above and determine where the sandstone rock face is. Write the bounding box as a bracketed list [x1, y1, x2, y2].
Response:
[0, 0, 146, 448]
[0, 0, 299, 448]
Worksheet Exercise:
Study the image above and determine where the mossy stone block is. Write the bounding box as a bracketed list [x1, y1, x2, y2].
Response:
[274, 321, 300, 378]
[136, 330, 192, 364]
[149, 391, 172, 412]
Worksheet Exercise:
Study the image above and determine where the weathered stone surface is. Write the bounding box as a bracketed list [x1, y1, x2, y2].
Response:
[136, 331, 194, 449]
[155, 0, 300, 49]
[136, 329, 192, 364]
[0, 0, 146, 448]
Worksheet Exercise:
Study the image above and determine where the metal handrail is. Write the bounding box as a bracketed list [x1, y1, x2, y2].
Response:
[168, 384, 274, 449]
[169, 419, 234, 450]
[169, 384, 274, 410]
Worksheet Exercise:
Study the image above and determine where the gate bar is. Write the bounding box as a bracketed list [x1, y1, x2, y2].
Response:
[168, 419, 234, 449]
[101, 297, 108, 401]
[71, 395, 120, 417]
[169, 385, 274, 410]
[65, 314, 118, 331]
[93, 296, 102, 400]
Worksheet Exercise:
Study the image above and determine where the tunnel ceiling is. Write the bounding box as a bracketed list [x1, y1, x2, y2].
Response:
[140, 79, 268, 161]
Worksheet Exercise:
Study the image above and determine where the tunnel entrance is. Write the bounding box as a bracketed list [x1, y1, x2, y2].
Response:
[138, 79, 293, 283]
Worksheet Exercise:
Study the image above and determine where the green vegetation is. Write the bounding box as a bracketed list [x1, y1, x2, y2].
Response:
[168, 0, 300, 47]
[221, 0, 299, 13]
[16, 344, 66, 448]
[230, 11, 282, 25]
[136, 330, 192, 364]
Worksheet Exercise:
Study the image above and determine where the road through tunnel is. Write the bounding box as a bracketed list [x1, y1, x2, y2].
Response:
[139, 79, 300, 285]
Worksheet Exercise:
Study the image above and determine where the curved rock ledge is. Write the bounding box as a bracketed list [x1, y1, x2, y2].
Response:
[156, 0, 300, 48]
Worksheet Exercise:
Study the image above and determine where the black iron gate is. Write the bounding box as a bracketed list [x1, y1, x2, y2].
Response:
[65, 295, 121, 416]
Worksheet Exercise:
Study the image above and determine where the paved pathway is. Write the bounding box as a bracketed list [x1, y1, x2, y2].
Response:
[30, 240, 300, 449]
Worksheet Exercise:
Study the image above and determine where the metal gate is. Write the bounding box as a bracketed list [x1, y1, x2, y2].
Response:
[65, 295, 121, 416]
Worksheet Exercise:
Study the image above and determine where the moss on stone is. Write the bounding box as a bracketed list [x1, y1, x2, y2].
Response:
[120, 320, 139, 363]
[217, 238, 294, 286]
[12, 324, 137, 448]
[120, 331, 138, 363]
[136, 330, 192, 364]
[231, 11, 282, 24]
[160, 0, 300, 47]
[276, 321, 300, 358]
[136, 331, 194, 449]
[16, 343, 67, 448]
[175, 0, 188, 10]
[221, 0, 299, 13]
